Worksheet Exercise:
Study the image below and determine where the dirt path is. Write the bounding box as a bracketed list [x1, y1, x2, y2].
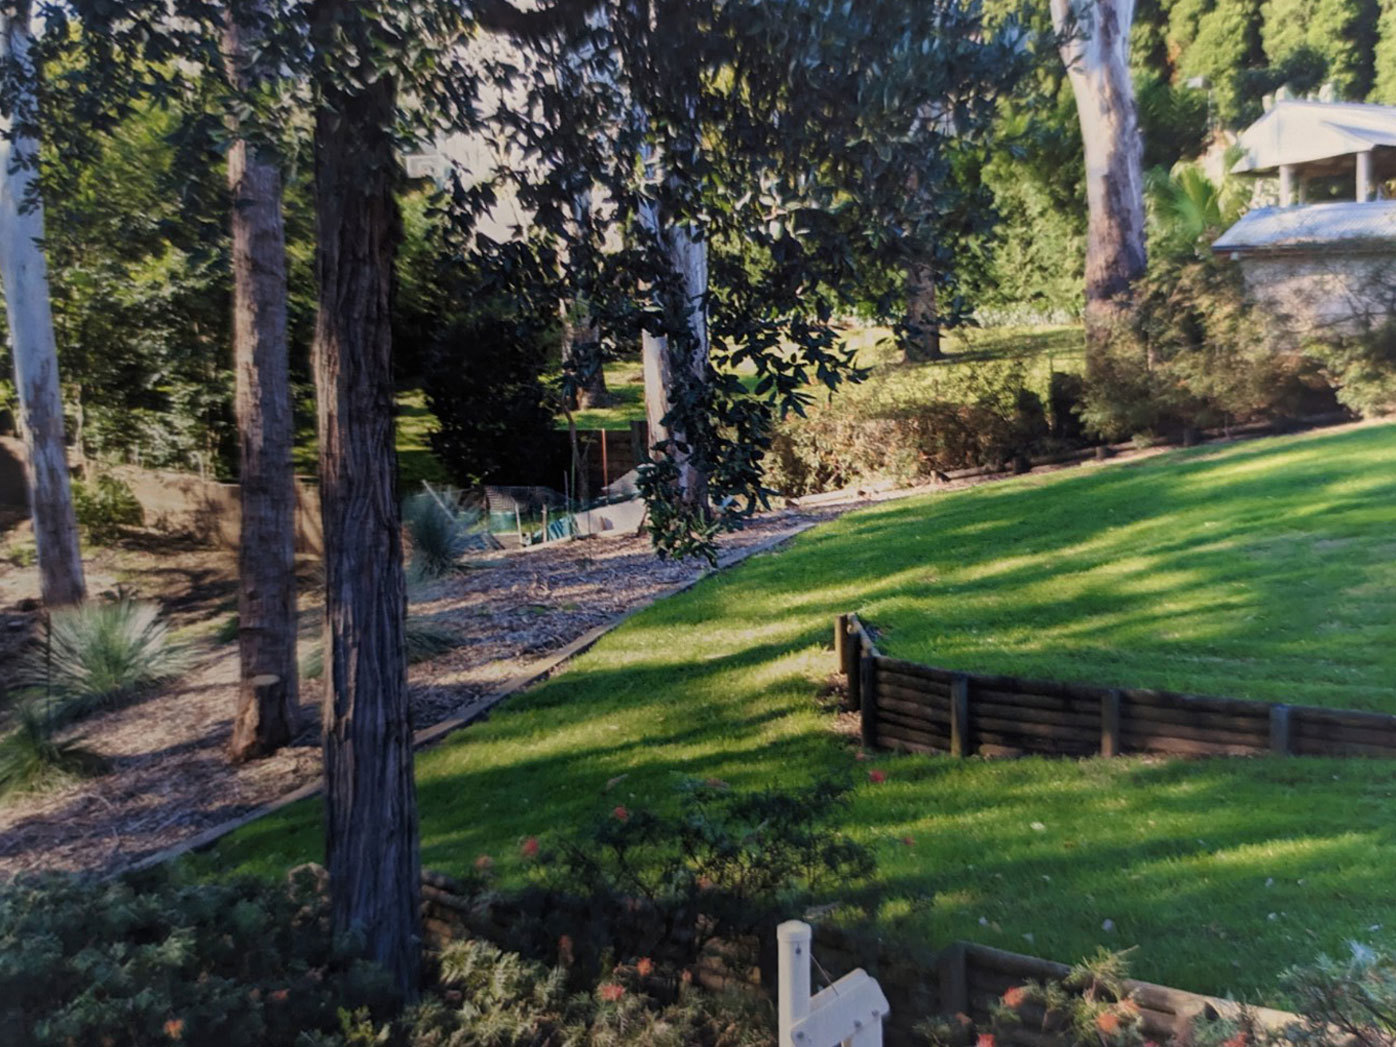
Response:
[0, 508, 846, 881]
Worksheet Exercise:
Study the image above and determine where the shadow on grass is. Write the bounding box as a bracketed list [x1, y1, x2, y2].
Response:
[199, 424, 1396, 1000]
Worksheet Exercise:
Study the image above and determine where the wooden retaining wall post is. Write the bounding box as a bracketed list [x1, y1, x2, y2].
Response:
[938, 942, 969, 1017]
[1101, 689, 1122, 758]
[1270, 705, 1292, 756]
[950, 675, 970, 758]
[846, 622, 863, 714]
[835, 614, 849, 675]
[860, 652, 878, 751]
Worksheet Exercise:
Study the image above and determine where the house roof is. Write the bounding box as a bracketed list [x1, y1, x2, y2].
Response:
[1212, 200, 1396, 254]
[1232, 100, 1396, 174]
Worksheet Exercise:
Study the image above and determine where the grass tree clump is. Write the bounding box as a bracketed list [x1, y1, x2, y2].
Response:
[23, 598, 190, 725]
[402, 486, 482, 581]
[0, 704, 107, 800]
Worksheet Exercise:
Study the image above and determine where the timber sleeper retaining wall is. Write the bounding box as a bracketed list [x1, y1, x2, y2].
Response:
[836, 614, 1396, 760]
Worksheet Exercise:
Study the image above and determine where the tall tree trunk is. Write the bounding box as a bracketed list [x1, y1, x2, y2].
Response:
[903, 263, 944, 362]
[0, 5, 85, 607]
[224, 0, 298, 763]
[1051, 0, 1147, 344]
[639, 216, 711, 514]
[311, 0, 420, 1001]
[560, 307, 610, 409]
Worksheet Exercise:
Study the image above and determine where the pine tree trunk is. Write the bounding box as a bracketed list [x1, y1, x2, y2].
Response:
[0, 6, 85, 607]
[224, 0, 298, 763]
[639, 217, 711, 514]
[311, 0, 420, 1000]
[903, 263, 944, 362]
[1051, 0, 1147, 342]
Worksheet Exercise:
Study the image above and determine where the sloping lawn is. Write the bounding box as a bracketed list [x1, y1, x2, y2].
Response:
[204, 423, 1396, 1000]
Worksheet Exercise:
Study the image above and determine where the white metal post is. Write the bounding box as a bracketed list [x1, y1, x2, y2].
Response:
[778, 920, 813, 1045]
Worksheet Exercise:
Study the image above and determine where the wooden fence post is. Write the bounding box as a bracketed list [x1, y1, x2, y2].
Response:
[938, 942, 968, 1018]
[1101, 689, 1122, 758]
[860, 652, 878, 751]
[846, 623, 862, 714]
[1270, 705, 1292, 756]
[950, 675, 970, 758]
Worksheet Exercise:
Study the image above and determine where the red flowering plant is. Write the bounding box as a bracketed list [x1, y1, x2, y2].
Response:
[967, 949, 1149, 1047]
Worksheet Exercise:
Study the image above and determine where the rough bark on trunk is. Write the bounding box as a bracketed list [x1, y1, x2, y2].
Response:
[639, 215, 711, 514]
[561, 309, 610, 409]
[311, 0, 420, 1001]
[0, 6, 85, 607]
[903, 263, 944, 362]
[1051, 0, 1146, 342]
[224, 0, 298, 763]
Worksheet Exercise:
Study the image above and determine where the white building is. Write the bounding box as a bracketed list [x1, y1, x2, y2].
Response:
[1214, 99, 1396, 335]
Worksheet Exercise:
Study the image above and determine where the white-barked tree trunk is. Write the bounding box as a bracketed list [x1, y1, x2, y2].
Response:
[0, 3, 85, 606]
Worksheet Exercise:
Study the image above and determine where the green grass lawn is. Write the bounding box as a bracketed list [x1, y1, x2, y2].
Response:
[202, 422, 1396, 1001]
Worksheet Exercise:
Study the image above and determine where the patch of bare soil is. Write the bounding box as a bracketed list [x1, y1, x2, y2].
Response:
[0, 507, 848, 881]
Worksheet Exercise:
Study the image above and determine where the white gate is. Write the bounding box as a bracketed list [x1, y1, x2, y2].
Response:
[777, 920, 890, 1046]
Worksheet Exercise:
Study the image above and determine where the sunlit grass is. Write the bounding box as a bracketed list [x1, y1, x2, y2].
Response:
[202, 422, 1396, 1001]
[558, 324, 1086, 430]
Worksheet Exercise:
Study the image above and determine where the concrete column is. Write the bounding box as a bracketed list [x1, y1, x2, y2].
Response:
[1279, 164, 1296, 207]
[1357, 150, 1374, 202]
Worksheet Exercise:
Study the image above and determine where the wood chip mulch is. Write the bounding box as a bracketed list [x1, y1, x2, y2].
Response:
[0, 507, 848, 882]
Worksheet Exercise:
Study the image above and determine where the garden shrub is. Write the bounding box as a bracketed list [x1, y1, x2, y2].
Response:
[918, 949, 1148, 1047]
[1079, 259, 1333, 442]
[310, 938, 774, 1046]
[767, 360, 1053, 496]
[0, 869, 399, 1047]
[71, 474, 143, 544]
[1191, 943, 1396, 1047]
[1306, 320, 1396, 419]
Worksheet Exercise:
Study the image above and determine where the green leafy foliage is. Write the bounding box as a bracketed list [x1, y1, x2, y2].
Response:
[1079, 259, 1333, 441]
[767, 360, 1055, 496]
[0, 703, 107, 801]
[0, 869, 399, 1047]
[304, 937, 773, 1046]
[1192, 944, 1396, 1047]
[1146, 157, 1249, 263]
[20, 599, 189, 725]
[1304, 313, 1396, 418]
[70, 474, 143, 545]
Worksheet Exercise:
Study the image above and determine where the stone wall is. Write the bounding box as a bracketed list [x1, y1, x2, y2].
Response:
[1236, 250, 1396, 337]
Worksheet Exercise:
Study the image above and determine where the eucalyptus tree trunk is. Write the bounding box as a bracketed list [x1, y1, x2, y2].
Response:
[223, 0, 298, 763]
[1050, 0, 1146, 341]
[310, 0, 420, 1000]
[0, 4, 85, 607]
[638, 213, 711, 514]
[903, 263, 944, 362]
[560, 193, 609, 410]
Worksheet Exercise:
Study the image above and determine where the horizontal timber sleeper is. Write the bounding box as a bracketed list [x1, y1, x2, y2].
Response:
[971, 698, 1102, 730]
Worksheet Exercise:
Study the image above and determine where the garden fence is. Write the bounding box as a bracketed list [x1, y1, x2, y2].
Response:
[836, 614, 1396, 760]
